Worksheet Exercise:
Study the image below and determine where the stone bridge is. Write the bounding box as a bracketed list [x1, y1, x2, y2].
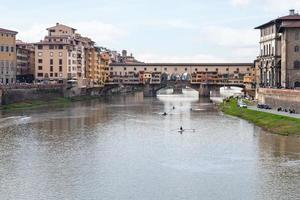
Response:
[108, 62, 251, 96]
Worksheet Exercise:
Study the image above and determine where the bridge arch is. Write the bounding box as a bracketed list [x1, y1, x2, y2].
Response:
[181, 72, 191, 81]
[161, 72, 169, 82]
[170, 73, 181, 81]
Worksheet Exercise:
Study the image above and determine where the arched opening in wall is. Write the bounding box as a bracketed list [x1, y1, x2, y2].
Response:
[170, 73, 181, 81]
[181, 72, 191, 81]
[219, 86, 244, 98]
[294, 81, 300, 88]
[161, 72, 169, 83]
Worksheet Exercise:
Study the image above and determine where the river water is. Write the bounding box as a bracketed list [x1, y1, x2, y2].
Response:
[0, 90, 299, 200]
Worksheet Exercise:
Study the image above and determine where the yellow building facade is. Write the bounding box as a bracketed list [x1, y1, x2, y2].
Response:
[0, 28, 18, 84]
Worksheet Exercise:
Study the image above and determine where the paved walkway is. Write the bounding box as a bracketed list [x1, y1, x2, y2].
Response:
[248, 106, 300, 119]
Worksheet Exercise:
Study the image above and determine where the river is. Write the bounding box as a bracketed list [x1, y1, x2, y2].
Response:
[0, 90, 299, 200]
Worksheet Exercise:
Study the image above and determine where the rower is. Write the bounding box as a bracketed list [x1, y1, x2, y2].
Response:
[162, 112, 167, 116]
[173, 106, 175, 110]
[180, 126, 183, 134]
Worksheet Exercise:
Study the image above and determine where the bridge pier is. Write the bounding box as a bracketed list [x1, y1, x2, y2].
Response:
[198, 85, 211, 97]
[143, 84, 160, 97]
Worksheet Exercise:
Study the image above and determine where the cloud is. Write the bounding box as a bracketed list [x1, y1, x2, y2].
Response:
[199, 26, 258, 48]
[260, 0, 300, 12]
[71, 21, 128, 45]
[146, 19, 197, 29]
[17, 24, 50, 42]
[15, 21, 128, 46]
[135, 53, 229, 63]
[230, 0, 250, 7]
[230, 0, 300, 12]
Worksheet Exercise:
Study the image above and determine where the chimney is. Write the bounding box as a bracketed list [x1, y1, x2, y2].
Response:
[56, 22, 59, 26]
[289, 9, 295, 15]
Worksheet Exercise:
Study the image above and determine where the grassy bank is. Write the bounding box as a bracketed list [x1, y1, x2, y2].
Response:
[0, 96, 100, 111]
[220, 99, 300, 136]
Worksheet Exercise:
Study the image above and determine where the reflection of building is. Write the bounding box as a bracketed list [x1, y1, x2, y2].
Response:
[109, 63, 253, 85]
[255, 9, 300, 89]
[0, 28, 18, 84]
[16, 40, 35, 83]
[34, 23, 90, 86]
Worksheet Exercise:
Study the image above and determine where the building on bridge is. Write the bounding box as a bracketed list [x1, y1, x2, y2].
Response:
[255, 9, 300, 89]
[108, 63, 253, 86]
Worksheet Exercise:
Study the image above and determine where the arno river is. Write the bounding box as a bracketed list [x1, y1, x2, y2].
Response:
[0, 90, 299, 200]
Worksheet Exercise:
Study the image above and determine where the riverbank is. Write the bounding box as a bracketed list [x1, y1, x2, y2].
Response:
[0, 96, 100, 111]
[220, 99, 300, 136]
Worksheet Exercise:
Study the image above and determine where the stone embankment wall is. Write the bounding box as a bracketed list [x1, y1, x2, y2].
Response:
[0, 84, 142, 105]
[0, 87, 63, 105]
[257, 88, 300, 112]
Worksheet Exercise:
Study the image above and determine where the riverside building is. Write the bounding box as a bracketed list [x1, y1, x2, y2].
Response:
[16, 40, 35, 83]
[85, 45, 110, 87]
[0, 28, 18, 84]
[34, 23, 89, 87]
[255, 9, 300, 89]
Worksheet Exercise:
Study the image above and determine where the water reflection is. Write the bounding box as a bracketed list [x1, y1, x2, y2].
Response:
[0, 91, 299, 200]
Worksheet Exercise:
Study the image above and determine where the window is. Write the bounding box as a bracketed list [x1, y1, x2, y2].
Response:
[37, 73, 43, 77]
[205, 68, 208, 71]
[295, 46, 299, 52]
[38, 52, 43, 57]
[124, 67, 127, 70]
[6, 46, 9, 52]
[50, 52, 53, 57]
[59, 66, 62, 72]
[58, 45, 63, 49]
[195, 68, 198, 72]
[59, 59, 62, 65]
[154, 68, 157, 71]
[226, 68, 229, 71]
[10, 47, 14, 52]
[38, 59, 43, 64]
[38, 45, 43, 49]
[50, 59, 53, 65]
[55, 73, 58, 77]
[144, 67, 147, 71]
[59, 52, 62, 57]
[50, 73, 53, 77]
[0, 46, 3, 52]
[296, 31, 299, 40]
[38, 66, 42, 70]
[185, 68, 188, 71]
[50, 66, 53, 72]
[164, 68, 167, 71]
[49, 45, 54, 50]
[294, 60, 300, 69]
[134, 67, 136, 71]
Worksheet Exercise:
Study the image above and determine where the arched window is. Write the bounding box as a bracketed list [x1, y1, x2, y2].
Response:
[295, 45, 299, 52]
[294, 60, 300, 69]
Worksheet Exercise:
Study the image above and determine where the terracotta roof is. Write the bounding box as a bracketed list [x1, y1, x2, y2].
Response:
[255, 14, 300, 29]
[278, 21, 300, 32]
[0, 28, 18, 34]
[47, 23, 76, 31]
[109, 63, 253, 67]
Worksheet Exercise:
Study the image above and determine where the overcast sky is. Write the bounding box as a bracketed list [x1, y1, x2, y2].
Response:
[1, 0, 300, 63]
